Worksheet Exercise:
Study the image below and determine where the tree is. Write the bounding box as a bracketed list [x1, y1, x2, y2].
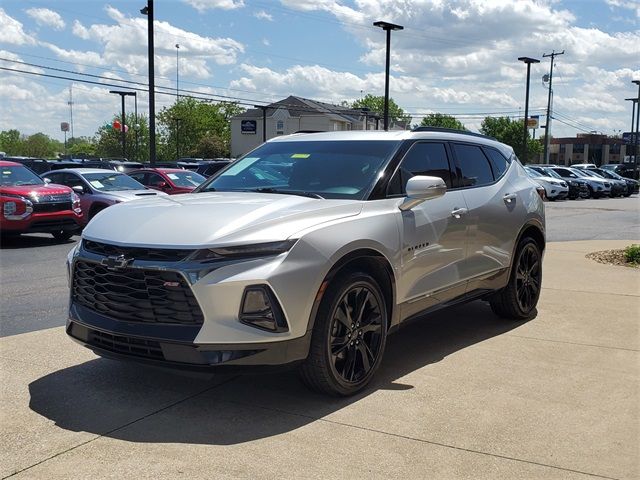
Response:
[480, 116, 542, 162]
[94, 113, 149, 161]
[157, 98, 244, 160]
[349, 94, 411, 128]
[418, 113, 466, 131]
[0, 129, 23, 155]
[67, 136, 97, 157]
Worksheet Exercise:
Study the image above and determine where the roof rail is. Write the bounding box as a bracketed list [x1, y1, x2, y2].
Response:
[411, 126, 496, 141]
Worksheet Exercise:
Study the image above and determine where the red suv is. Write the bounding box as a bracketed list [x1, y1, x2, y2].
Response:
[0, 161, 83, 241]
[127, 168, 206, 194]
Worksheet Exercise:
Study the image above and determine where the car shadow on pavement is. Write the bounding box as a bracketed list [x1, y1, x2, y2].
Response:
[0, 233, 77, 249]
[28, 301, 532, 445]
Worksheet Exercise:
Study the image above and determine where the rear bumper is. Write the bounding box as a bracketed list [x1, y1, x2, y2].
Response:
[66, 302, 311, 372]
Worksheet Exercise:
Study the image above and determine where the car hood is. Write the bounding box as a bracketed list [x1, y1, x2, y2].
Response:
[0, 183, 71, 198]
[99, 189, 168, 201]
[579, 175, 609, 183]
[532, 175, 564, 184]
[83, 191, 363, 248]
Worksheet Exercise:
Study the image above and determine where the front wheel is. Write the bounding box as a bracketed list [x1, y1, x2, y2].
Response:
[299, 271, 388, 396]
[490, 237, 542, 320]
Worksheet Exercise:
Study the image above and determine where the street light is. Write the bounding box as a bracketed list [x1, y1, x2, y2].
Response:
[632, 80, 640, 179]
[175, 43, 180, 100]
[518, 56, 540, 164]
[109, 90, 136, 159]
[373, 21, 403, 131]
[141, 0, 156, 166]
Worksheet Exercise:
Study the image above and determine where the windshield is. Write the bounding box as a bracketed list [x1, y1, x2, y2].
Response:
[83, 172, 146, 191]
[523, 167, 538, 178]
[0, 165, 44, 186]
[542, 167, 563, 179]
[577, 169, 604, 179]
[165, 171, 206, 188]
[199, 140, 400, 200]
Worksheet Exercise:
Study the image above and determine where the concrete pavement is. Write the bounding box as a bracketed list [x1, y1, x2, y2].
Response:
[1, 240, 638, 479]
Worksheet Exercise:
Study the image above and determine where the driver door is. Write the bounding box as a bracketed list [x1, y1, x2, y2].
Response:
[390, 142, 469, 319]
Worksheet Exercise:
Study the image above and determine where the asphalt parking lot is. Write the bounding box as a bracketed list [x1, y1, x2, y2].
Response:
[1, 196, 638, 479]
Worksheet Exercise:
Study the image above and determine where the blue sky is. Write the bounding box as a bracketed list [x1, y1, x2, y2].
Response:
[1, 0, 638, 141]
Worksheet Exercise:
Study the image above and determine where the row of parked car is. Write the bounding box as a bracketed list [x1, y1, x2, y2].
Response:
[0, 158, 232, 241]
[1, 154, 637, 242]
[523, 163, 639, 200]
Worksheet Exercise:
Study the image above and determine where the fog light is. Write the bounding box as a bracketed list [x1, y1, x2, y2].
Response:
[239, 285, 288, 332]
[3, 201, 16, 216]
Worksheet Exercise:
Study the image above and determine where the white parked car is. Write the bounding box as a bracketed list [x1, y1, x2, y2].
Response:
[523, 167, 568, 200]
[66, 129, 545, 396]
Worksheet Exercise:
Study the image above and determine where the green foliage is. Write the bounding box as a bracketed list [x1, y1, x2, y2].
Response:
[479, 116, 542, 162]
[349, 94, 411, 127]
[94, 113, 149, 161]
[157, 98, 245, 160]
[418, 113, 466, 131]
[0, 129, 22, 155]
[67, 137, 97, 157]
[624, 244, 640, 264]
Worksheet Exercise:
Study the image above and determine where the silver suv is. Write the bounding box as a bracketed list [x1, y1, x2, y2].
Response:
[66, 128, 545, 396]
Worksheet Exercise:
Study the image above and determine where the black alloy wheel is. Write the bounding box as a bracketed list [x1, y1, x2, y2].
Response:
[328, 284, 384, 384]
[514, 243, 541, 313]
[490, 237, 542, 320]
[300, 272, 388, 396]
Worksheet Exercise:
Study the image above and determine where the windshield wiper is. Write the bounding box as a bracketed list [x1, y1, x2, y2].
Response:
[249, 187, 324, 199]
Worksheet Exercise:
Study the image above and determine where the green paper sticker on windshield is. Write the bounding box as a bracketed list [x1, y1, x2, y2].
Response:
[291, 153, 310, 159]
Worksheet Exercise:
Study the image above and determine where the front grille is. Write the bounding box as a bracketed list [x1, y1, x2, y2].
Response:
[83, 240, 193, 262]
[27, 219, 79, 231]
[72, 260, 204, 325]
[38, 193, 72, 203]
[88, 329, 164, 360]
[33, 201, 72, 213]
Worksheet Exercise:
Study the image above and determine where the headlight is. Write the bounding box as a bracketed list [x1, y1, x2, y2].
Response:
[71, 192, 82, 214]
[192, 240, 297, 261]
[2, 197, 33, 220]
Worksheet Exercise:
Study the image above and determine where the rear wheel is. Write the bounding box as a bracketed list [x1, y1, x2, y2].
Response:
[300, 271, 388, 396]
[490, 237, 542, 320]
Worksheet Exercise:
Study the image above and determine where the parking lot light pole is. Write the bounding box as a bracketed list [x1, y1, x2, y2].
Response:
[632, 80, 640, 179]
[373, 21, 403, 131]
[140, 1, 156, 166]
[109, 90, 136, 159]
[518, 57, 540, 164]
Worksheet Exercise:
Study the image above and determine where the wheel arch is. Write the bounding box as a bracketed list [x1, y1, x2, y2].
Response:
[307, 248, 397, 334]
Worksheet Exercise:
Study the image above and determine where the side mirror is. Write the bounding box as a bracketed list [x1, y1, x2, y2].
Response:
[399, 176, 446, 211]
[72, 185, 85, 195]
[43, 177, 51, 184]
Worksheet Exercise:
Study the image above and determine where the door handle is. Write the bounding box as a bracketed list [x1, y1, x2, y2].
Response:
[451, 207, 468, 219]
[503, 193, 517, 203]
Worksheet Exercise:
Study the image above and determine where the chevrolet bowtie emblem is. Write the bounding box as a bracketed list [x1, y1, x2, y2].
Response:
[101, 255, 132, 270]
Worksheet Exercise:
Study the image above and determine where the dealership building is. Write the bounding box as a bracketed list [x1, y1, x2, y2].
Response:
[547, 133, 629, 166]
[230, 96, 406, 157]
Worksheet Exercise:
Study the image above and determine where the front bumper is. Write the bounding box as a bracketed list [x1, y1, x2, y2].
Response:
[67, 303, 311, 371]
[0, 211, 82, 233]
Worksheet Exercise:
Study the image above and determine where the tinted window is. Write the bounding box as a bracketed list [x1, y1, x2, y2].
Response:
[387, 142, 452, 196]
[553, 168, 578, 178]
[128, 172, 147, 184]
[484, 148, 510, 178]
[147, 173, 165, 186]
[452, 144, 494, 187]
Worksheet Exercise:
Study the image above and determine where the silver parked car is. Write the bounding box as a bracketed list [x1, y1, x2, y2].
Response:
[43, 168, 168, 222]
[523, 166, 568, 200]
[66, 129, 545, 396]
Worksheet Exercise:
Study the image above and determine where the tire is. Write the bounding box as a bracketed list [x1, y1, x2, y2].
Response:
[299, 271, 388, 396]
[52, 230, 74, 242]
[490, 237, 542, 320]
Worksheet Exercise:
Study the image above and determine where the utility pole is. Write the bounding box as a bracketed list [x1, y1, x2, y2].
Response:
[141, 0, 156, 165]
[542, 50, 564, 164]
[175, 44, 180, 100]
[633, 80, 640, 179]
[109, 90, 136, 159]
[68, 85, 74, 139]
[254, 105, 268, 143]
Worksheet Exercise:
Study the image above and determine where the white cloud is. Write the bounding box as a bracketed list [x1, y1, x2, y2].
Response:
[262, 38, 271, 46]
[0, 8, 36, 45]
[72, 20, 90, 40]
[605, 0, 640, 17]
[182, 0, 245, 12]
[254, 10, 274, 21]
[25, 7, 65, 30]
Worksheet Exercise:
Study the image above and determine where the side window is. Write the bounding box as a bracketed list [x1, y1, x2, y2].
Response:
[387, 142, 452, 196]
[129, 172, 147, 185]
[45, 173, 65, 185]
[483, 147, 510, 179]
[452, 144, 494, 187]
[65, 174, 88, 190]
[147, 173, 164, 186]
